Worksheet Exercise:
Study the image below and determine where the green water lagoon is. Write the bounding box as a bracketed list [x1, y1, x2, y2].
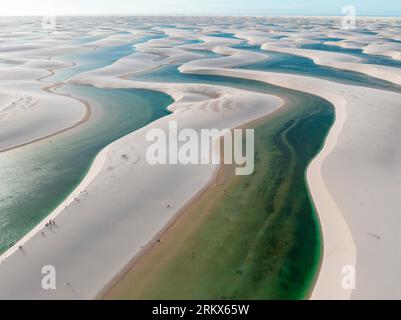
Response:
[0, 85, 173, 254]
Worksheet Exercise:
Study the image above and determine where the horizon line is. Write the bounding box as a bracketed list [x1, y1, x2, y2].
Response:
[1, 13, 401, 18]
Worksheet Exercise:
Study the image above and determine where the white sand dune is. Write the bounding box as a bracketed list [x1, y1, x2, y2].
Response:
[0, 26, 160, 152]
[364, 42, 401, 61]
[85, 32, 151, 48]
[183, 45, 268, 69]
[261, 44, 401, 85]
[0, 67, 86, 152]
[233, 30, 282, 45]
[325, 40, 366, 50]
[0, 30, 91, 152]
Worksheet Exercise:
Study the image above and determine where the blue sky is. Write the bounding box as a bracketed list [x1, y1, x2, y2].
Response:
[1, 0, 401, 16]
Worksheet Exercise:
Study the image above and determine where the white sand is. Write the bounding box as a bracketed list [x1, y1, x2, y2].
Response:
[0, 26, 164, 152]
[0, 72, 86, 152]
[364, 43, 401, 61]
[261, 42, 401, 86]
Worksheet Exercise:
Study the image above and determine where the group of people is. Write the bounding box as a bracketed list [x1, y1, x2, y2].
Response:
[45, 219, 56, 228]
